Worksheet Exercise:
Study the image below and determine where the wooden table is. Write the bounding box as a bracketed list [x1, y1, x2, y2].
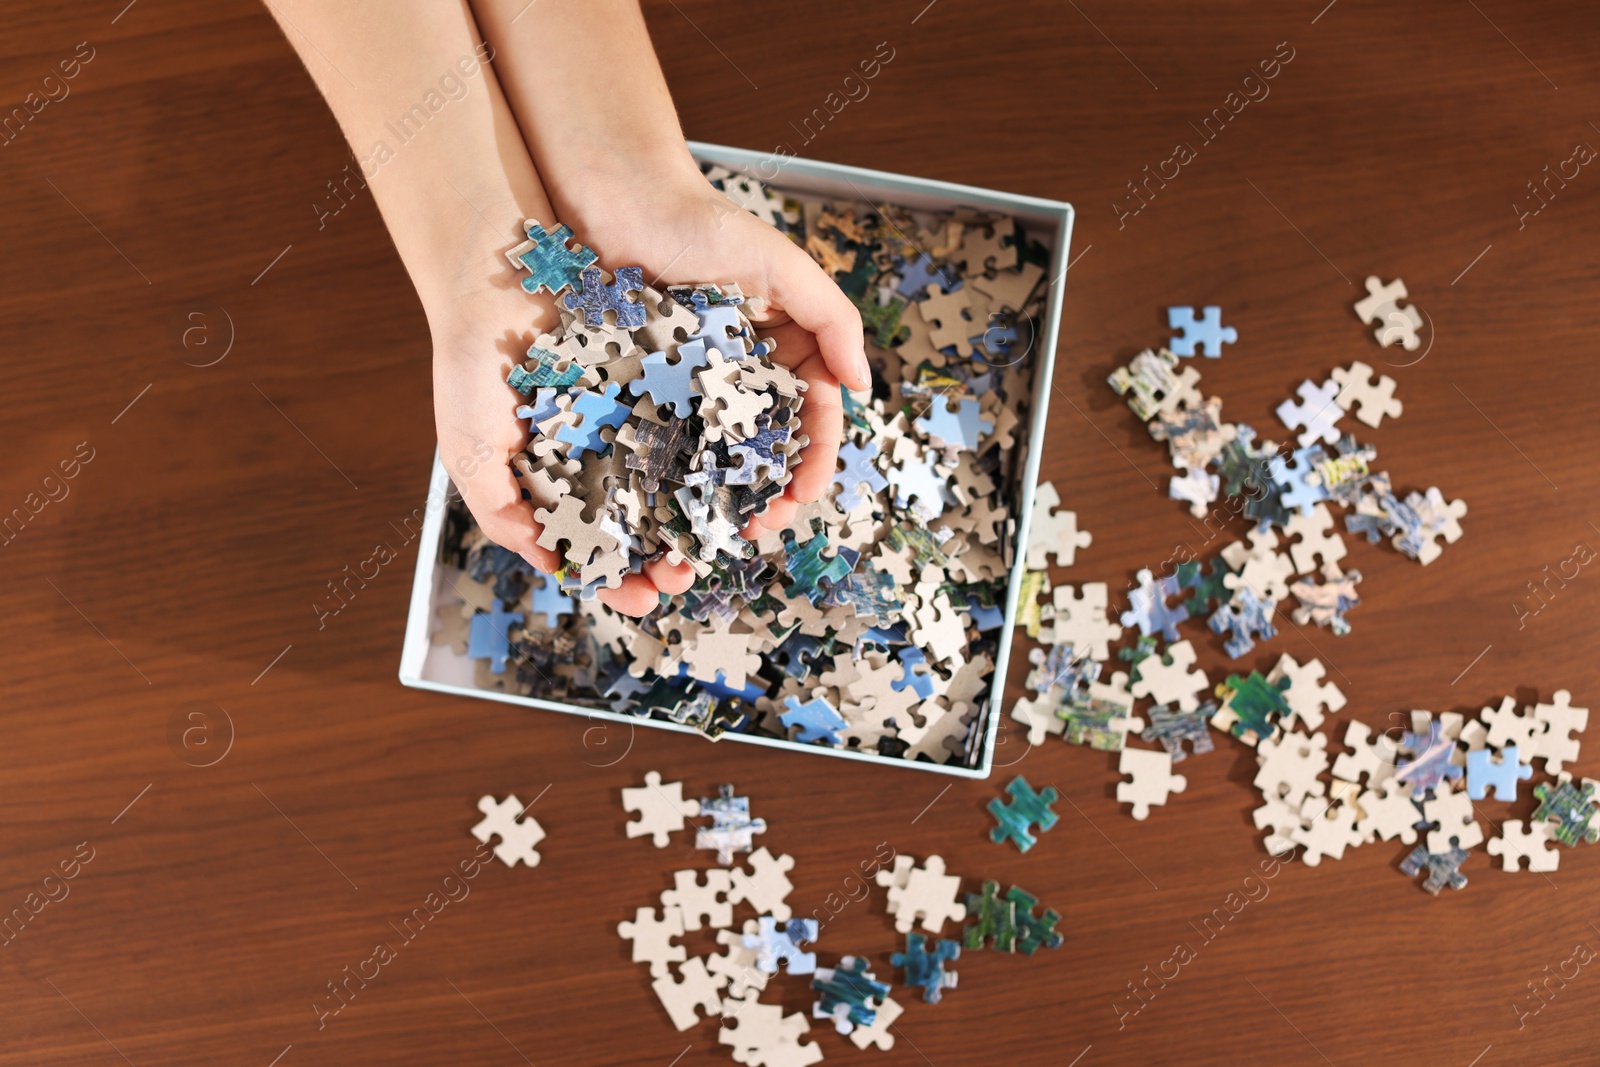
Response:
[4, 1, 1598, 1063]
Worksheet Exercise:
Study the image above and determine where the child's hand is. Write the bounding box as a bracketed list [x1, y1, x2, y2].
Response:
[429, 255, 696, 617]
[546, 172, 873, 542]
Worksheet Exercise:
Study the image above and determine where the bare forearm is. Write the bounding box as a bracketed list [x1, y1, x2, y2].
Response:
[469, 0, 702, 227]
[263, 0, 553, 317]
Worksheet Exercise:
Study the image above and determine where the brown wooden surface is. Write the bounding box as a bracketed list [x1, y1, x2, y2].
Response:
[4, 1, 1599, 1064]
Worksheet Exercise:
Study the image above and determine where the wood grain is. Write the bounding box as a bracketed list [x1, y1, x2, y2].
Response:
[2, 1, 1598, 1064]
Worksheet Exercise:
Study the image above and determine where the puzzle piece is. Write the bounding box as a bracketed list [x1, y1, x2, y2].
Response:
[1169, 465, 1220, 518]
[1533, 776, 1600, 847]
[621, 771, 701, 847]
[1120, 568, 1189, 641]
[467, 599, 523, 674]
[651, 957, 723, 1031]
[811, 956, 890, 1035]
[892, 932, 960, 1003]
[1060, 670, 1144, 750]
[1211, 671, 1291, 746]
[1005, 885, 1063, 954]
[1421, 786, 1484, 853]
[1282, 503, 1348, 576]
[915, 395, 993, 451]
[1465, 745, 1533, 802]
[1487, 820, 1561, 872]
[661, 868, 734, 931]
[885, 855, 966, 935]
[1141, 704, 1215, 761]
[1396, 717, 1464, 798]
[506, 219, 597, 295]
[629, 340, 710, 418]
[618, 905, 686, 977]
[1289, 794, 1364, 865]
[709, 921, 770, 999]
[1166, 305, 1237, 357]
[848, 993, 903, 1051]
[1399, 843, 1468, 894]
[728, 847, 796, 921]
[987, 776, 1059, 852]
[1254, 729, 1329, 809]
[1288, 568, 1361, 635]
[832, 440, 888, 511]
[1130, 639, 1209, 711]
[1390, 488, 1467, 565]
[1529, 690, 1587, 773]
[1046, 583, 1123, 659]
[718, 992, 821, 1067]
[563, 264, 646, 327]
[554, 384, 631, 457]
[1330, 360, 1402, 427]
[781, 695, 848, 745]
[743, 916, 818, 975]
[1108, 348, 1201, 421]
[1353, 275, 1423, 350]
[697, 784, 767, 865]
[471, 794, 545, 868]
[1117, 748, 1188, 819]
[961, 880, 1018, 952]
[1267, 653, 1347, 733]
[1276, 378, 1344, 447]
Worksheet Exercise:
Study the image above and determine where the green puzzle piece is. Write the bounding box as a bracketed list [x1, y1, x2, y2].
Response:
[987, 776, 1059, 852]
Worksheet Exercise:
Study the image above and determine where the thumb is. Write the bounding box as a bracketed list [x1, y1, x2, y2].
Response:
[763, 235, 871, 392]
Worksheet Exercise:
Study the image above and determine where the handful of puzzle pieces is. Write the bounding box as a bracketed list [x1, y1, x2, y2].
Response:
[1013, 285, 1592, 892]
[615, 772, 1062, 1061]
[431, 166, 1051, 764]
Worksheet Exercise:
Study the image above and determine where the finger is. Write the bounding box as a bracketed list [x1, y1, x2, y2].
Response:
[597, 573, 663, 617]
[452, 456, 562, 573]
[740, 511, 768, 542]
[785, 353, 843, 504]
[752, 494, 797, 534]
[644, 556, 695, 595]
[764, 237, 871, 391]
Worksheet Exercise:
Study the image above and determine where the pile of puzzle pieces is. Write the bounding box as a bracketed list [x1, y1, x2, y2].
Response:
[504, 223, 806, 593]
[1247, 688, 1593, 893]
[617, 773, 1063, 1059]
[431, 168, 1052, 764]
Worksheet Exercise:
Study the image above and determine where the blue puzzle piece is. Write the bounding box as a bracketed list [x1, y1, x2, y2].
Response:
[892, 932, 960, 1003]
[893, 648, 935, 700]
[553, 384, 630, 457]
[1465, 745, 1532, 801]
[691, 304, 751, 363]
[988, 776, 1059, 852]
[514, 387, 561, 429]
[1207, 587, 1278, 659]
[1119, 568, 1189, 642]
[1167, 305, 1237, 357]
[963, 594, 1005, 632]
[1396, 720, 1465, 798]
[781, 696, 847, 745]
[563, 265, 645, 327]
[783, 531, 857, 603]
[812, 956, 890, 1034]
[914, 396, 993, 452]
[466, 599, 522, 674]
[832, 441, 888, 511]
[743, 916, 818, 974]
[527, 574, 574, 629]
[629, 339, 708, 418]
[971, 317, 1019, 359]
[507, 344, 584, 394]
[895, 252, 958, 299]
[511, 221, 596, 296]
[1268, 446, 1330, 516]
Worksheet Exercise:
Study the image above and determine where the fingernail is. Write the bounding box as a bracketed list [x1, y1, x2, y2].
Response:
[856, 352, 872, 388]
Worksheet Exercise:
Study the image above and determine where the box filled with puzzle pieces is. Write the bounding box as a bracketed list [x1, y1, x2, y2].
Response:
[398, 142, 1074, 776]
